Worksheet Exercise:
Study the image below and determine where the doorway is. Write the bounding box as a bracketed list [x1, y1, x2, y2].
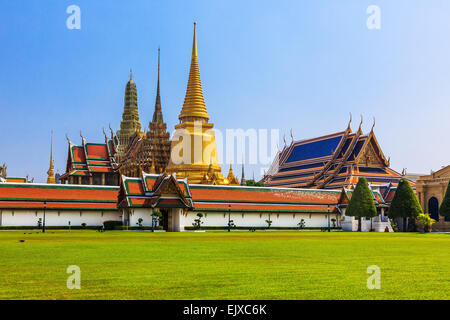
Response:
[428, 197, 439, 221]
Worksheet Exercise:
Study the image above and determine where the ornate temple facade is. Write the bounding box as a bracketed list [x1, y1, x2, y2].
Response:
[415, 166, 450, 231]
[264, 118, 404, 189]
[115, 49, 171, 177]
[165, 23, 238, 185]
[59, 51, 171, 185]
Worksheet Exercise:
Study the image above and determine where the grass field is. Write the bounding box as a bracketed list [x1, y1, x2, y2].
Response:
[0, 230, 449, 300]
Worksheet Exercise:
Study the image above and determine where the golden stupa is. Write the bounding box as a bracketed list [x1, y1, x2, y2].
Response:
[166, 23, 237, 185]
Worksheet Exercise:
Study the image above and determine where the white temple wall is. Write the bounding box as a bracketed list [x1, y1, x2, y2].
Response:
[0, 209, 121, 227]
[126, 208, 154, 227]
[179, 211, 341, 230]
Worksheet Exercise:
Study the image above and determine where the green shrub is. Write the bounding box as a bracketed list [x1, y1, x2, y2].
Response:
[103, 220, 123, 230]
[417, 213, 436, 232]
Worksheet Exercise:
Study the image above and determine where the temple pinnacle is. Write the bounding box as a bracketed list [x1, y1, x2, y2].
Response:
[178, 22, 209, 121]
[46, 131, 56, 184]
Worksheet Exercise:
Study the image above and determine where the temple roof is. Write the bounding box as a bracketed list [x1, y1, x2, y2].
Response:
[265, 123, 403, 189]
[60, 136, 117, 179]
[2, 173, 395, 213]
[0, 183, 118, 210]
[119, 172, 193, 208]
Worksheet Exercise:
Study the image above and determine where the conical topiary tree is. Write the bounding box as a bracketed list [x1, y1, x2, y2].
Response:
[345, 177, 377, 231]
[388, 179, 422, 231]
[439, 181, 450, 221]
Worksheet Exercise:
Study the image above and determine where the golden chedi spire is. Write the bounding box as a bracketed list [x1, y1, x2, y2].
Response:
[178, 22, 210, 121]
[166, 23, 228, 184]
[46, 131, 56, 184]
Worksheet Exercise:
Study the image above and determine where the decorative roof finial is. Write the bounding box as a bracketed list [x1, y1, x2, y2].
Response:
[130, 68, 133, 80]
[347, 113, 352, 131]
[371, 116, 376, 132]
[108, 123, 114, 138]
[65, 133, 70, 143]
[358, 115, 363, 132]
[290, 129, 294, 144]
[102, 127, 108, 142]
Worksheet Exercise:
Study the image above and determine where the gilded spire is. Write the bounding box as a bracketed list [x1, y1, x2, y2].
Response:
[179, 22, 210, 121]
[47, 131, 56, 184]
[152, 47, 163, 123]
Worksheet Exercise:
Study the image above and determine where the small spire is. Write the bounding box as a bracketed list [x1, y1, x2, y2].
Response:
[241, 162, 246, 186]
[47, 131, 56, 184]
[130, 68, 133, 81]
[152, 46, 163, 123]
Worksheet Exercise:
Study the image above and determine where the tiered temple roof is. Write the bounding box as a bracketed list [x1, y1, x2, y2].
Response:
[119, 172, 392, 213]
[59, 133, 119, 185]
[0, 183, 118, 210]
[265, 119, 404, 189]
[1, 173, 395, 214]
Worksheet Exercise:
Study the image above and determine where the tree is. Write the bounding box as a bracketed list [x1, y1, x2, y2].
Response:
[192, 213, 204, 230]
[265, 219, 272, 229]
[246, 180, 265, 187]
[345, 177, 377, 231]
[439, 181, 450, 220]
[136, 218, 144, 228]
[151, 210, 162, 232]
[388, 179, 422, 232]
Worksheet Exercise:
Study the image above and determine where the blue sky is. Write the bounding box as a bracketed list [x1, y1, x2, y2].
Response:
[1, 0, 450, 182]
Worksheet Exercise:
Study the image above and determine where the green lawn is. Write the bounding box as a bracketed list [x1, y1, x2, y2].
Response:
[0, 230, 448, 300]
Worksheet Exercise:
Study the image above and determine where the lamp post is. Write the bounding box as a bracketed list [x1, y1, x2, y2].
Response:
[327, 204, 330, 232]
[227, 205, 231, 232]
[42, 201, 47, 233]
